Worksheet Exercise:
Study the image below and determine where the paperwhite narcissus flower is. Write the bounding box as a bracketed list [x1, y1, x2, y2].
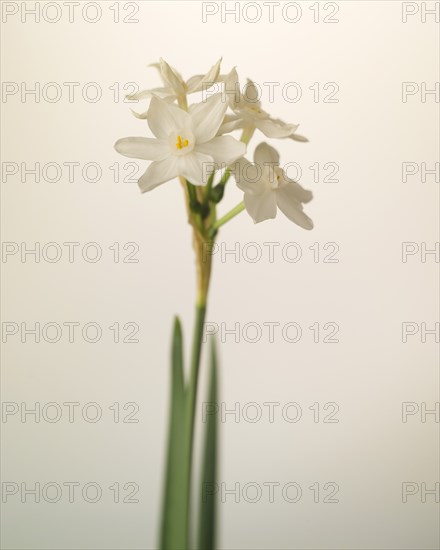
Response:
[234, 143, 313, 228]
[128, 58, 222, 117]
[219, 72, 307, 142]
[114, 94, 246, 192]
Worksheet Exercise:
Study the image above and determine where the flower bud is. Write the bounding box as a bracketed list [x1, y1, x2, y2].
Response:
[210, 184, 225, 204]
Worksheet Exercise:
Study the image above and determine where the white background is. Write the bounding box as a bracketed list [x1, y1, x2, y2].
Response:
[1, 1, 439, 549]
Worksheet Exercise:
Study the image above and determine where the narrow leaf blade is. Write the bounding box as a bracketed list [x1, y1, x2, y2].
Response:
[198, 338, 218, 550]
[160, 317, 187, 550]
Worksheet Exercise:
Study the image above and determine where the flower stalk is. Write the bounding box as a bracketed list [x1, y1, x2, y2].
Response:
[212, 202, 245, 231]
[114, 57, 314, 550]
[180, 175, 216, 548]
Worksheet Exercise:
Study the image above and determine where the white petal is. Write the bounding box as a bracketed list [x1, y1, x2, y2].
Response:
[130, 108, 149, 120]
[186, 75, 205, 92]
[186, 75, 202, 90]
[279, 176, 313, 204]
[244, 189, 277, 223]
[126, 86, 173, 101]
[159, 58, 186, 95]
[233, 158, 266, 195]
[289, 132, 309, 143]
[189, 93, 228, 143]
[217, 115, 243, 135]
[186, 58, 222, 93]
[138, 157, 179, 193]
[241, 79, 261, 107]
[255, 117, 298, 138]
[129, 93, 177, 119]
[276, 187, 313, 229]
[196, 136, 246, 167]
[114, 137, 169, 161]
[254, 142, 280, 167]
[177, 151, 213, 186]
[148, 62, 166, 85]
[220, 67, 241, 107]
[148, 96, 191, 139]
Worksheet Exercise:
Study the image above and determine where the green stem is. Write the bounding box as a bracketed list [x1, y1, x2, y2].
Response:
[175, 175, 214, 548]
[218, 167, 231, 187]
[212, 202, 245, 230]
[203, 172, 215, 207]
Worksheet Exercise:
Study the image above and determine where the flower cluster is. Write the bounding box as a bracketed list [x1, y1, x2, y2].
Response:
[115, 58, 313, 228]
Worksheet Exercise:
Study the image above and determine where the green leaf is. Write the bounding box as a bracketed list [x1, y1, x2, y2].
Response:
[198, 338, 218, 550]
[160, 317, 187, 550]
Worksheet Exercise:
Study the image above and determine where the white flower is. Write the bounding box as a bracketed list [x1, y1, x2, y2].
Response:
[220, 73, 307, 142]
[234, 142, 313, 228]
[129, 58, 222, 117]
[114, 94, 246, 192]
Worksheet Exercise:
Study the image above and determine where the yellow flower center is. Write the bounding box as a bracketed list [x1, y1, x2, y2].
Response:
[176, 135, 189, 149]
